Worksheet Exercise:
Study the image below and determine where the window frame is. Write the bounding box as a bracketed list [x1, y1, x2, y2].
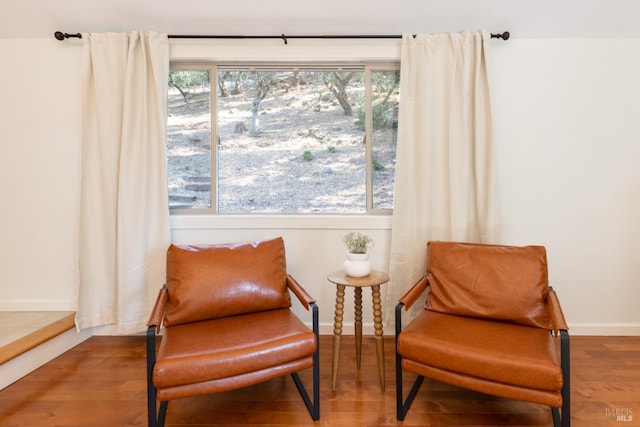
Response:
[168, 61, 399, 216]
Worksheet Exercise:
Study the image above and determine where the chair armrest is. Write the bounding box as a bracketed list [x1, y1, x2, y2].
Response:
[396, 276, 429, 336]
[147, 285, 168, 331]
[287, 275, 316, 310]
[398, 276, 429, 311]
[547, 288, 569, 334]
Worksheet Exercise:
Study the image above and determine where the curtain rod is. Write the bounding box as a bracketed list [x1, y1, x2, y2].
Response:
[54, 31, 510, 44]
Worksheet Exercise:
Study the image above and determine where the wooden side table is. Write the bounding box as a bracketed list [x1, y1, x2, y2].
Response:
[327, 269, 389, 391]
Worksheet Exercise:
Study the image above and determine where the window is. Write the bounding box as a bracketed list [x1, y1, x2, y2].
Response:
[167, 64, 399, 214]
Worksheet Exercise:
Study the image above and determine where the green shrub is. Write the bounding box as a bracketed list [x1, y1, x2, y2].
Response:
[303, 150, 313, 161]
[355, 101, 395, 131]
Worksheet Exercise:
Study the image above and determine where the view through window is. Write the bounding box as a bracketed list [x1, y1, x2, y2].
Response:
[167, 65, 399, 213]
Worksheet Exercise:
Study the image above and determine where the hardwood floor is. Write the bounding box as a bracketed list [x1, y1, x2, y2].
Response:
[0, 335, 639, 426]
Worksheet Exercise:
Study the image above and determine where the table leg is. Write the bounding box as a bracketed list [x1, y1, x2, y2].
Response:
[332, 284, 345, 390]
[354, 287, 363, 369]
[372, 284, 385, 391]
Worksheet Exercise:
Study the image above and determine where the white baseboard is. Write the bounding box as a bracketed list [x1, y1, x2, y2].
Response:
[319, 322, 640, 336]
[0, 299, 76, 311]
[319, 322, 383, 336]
[0, 327, 92, 390]
[567, 322, 640, 336]
[38, 321, 640, 339]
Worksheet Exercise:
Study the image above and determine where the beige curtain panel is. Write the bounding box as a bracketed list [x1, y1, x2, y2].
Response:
[76, 31, 171, 333]
[386, 31, 500, 324]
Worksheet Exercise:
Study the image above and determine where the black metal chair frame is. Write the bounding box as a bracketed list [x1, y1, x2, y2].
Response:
[395, 290, 570, 427]
[146, 295, 320, 427]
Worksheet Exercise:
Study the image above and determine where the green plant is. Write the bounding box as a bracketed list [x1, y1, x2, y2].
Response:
[342, 231, 374, 254]
[355, 101, 395, 131]
[372, 159, 384, 171]
[303, 150, 313, 161]
[327, 146, 336, 153]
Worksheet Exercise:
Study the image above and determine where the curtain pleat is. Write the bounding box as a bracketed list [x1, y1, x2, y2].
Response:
[76, 31, 171, 333]
[385, 32, 499, 324]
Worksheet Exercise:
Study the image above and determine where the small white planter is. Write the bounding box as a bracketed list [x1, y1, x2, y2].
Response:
[343, 252, 371, 277]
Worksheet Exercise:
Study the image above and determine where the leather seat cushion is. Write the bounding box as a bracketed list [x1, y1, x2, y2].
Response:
[398, 310, 562, 391]
[425, 241, 552, 329]
[163, 237, 291, 326]
[153, 308, 316, 389]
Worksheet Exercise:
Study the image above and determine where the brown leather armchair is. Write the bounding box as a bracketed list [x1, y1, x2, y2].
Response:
[146, 237, 319, 427]
[396, 241, 570, 427]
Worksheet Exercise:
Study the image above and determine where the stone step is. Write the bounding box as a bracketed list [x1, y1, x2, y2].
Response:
[184, 183, 211, 191]
[169, 195, 197, 203]
[185, 176, 211, 183]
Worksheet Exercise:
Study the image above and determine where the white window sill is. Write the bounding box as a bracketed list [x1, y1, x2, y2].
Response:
[170, 214, 392, 230]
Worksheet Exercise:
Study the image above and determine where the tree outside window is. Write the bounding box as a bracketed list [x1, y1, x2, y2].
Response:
[167, 65, 399, 214]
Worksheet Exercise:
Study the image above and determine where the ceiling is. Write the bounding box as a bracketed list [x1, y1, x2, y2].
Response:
[2, 0, 640, 40]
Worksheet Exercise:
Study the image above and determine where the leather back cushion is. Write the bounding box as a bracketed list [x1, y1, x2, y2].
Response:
[425, 241, 552, 329]
[163, 237, 291, 326]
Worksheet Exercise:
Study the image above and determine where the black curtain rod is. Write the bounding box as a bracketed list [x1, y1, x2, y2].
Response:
[54, 31, 510, 44]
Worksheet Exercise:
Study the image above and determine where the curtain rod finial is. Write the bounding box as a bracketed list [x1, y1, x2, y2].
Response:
[491, 31, 510, 40]
[54, 31, 82, 41]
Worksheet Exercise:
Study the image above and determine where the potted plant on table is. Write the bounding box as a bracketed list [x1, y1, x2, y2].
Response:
[342, 231, 374, 277]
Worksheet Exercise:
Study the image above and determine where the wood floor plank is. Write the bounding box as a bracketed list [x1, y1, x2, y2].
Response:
[0, 335, 639, 426]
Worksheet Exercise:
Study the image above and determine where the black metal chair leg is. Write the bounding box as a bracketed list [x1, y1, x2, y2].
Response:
[396, 302, 406, 420]
[397, 373, 425, 420]
[395, 302, 425, 421]
[146, 326, 158, 427]
[311, 302, 320, 420]
[157, 401, 168, 427]
[552, 407, 561, 426]
[290, 302, 320, 421]
[560, 329, 571, 427]
[292, 371, 318, 421]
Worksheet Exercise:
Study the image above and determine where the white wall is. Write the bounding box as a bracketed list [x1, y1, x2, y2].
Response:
[1, 37, 639, 335]
[0, 39, 81, 311]
[492, 39, 640, 334]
